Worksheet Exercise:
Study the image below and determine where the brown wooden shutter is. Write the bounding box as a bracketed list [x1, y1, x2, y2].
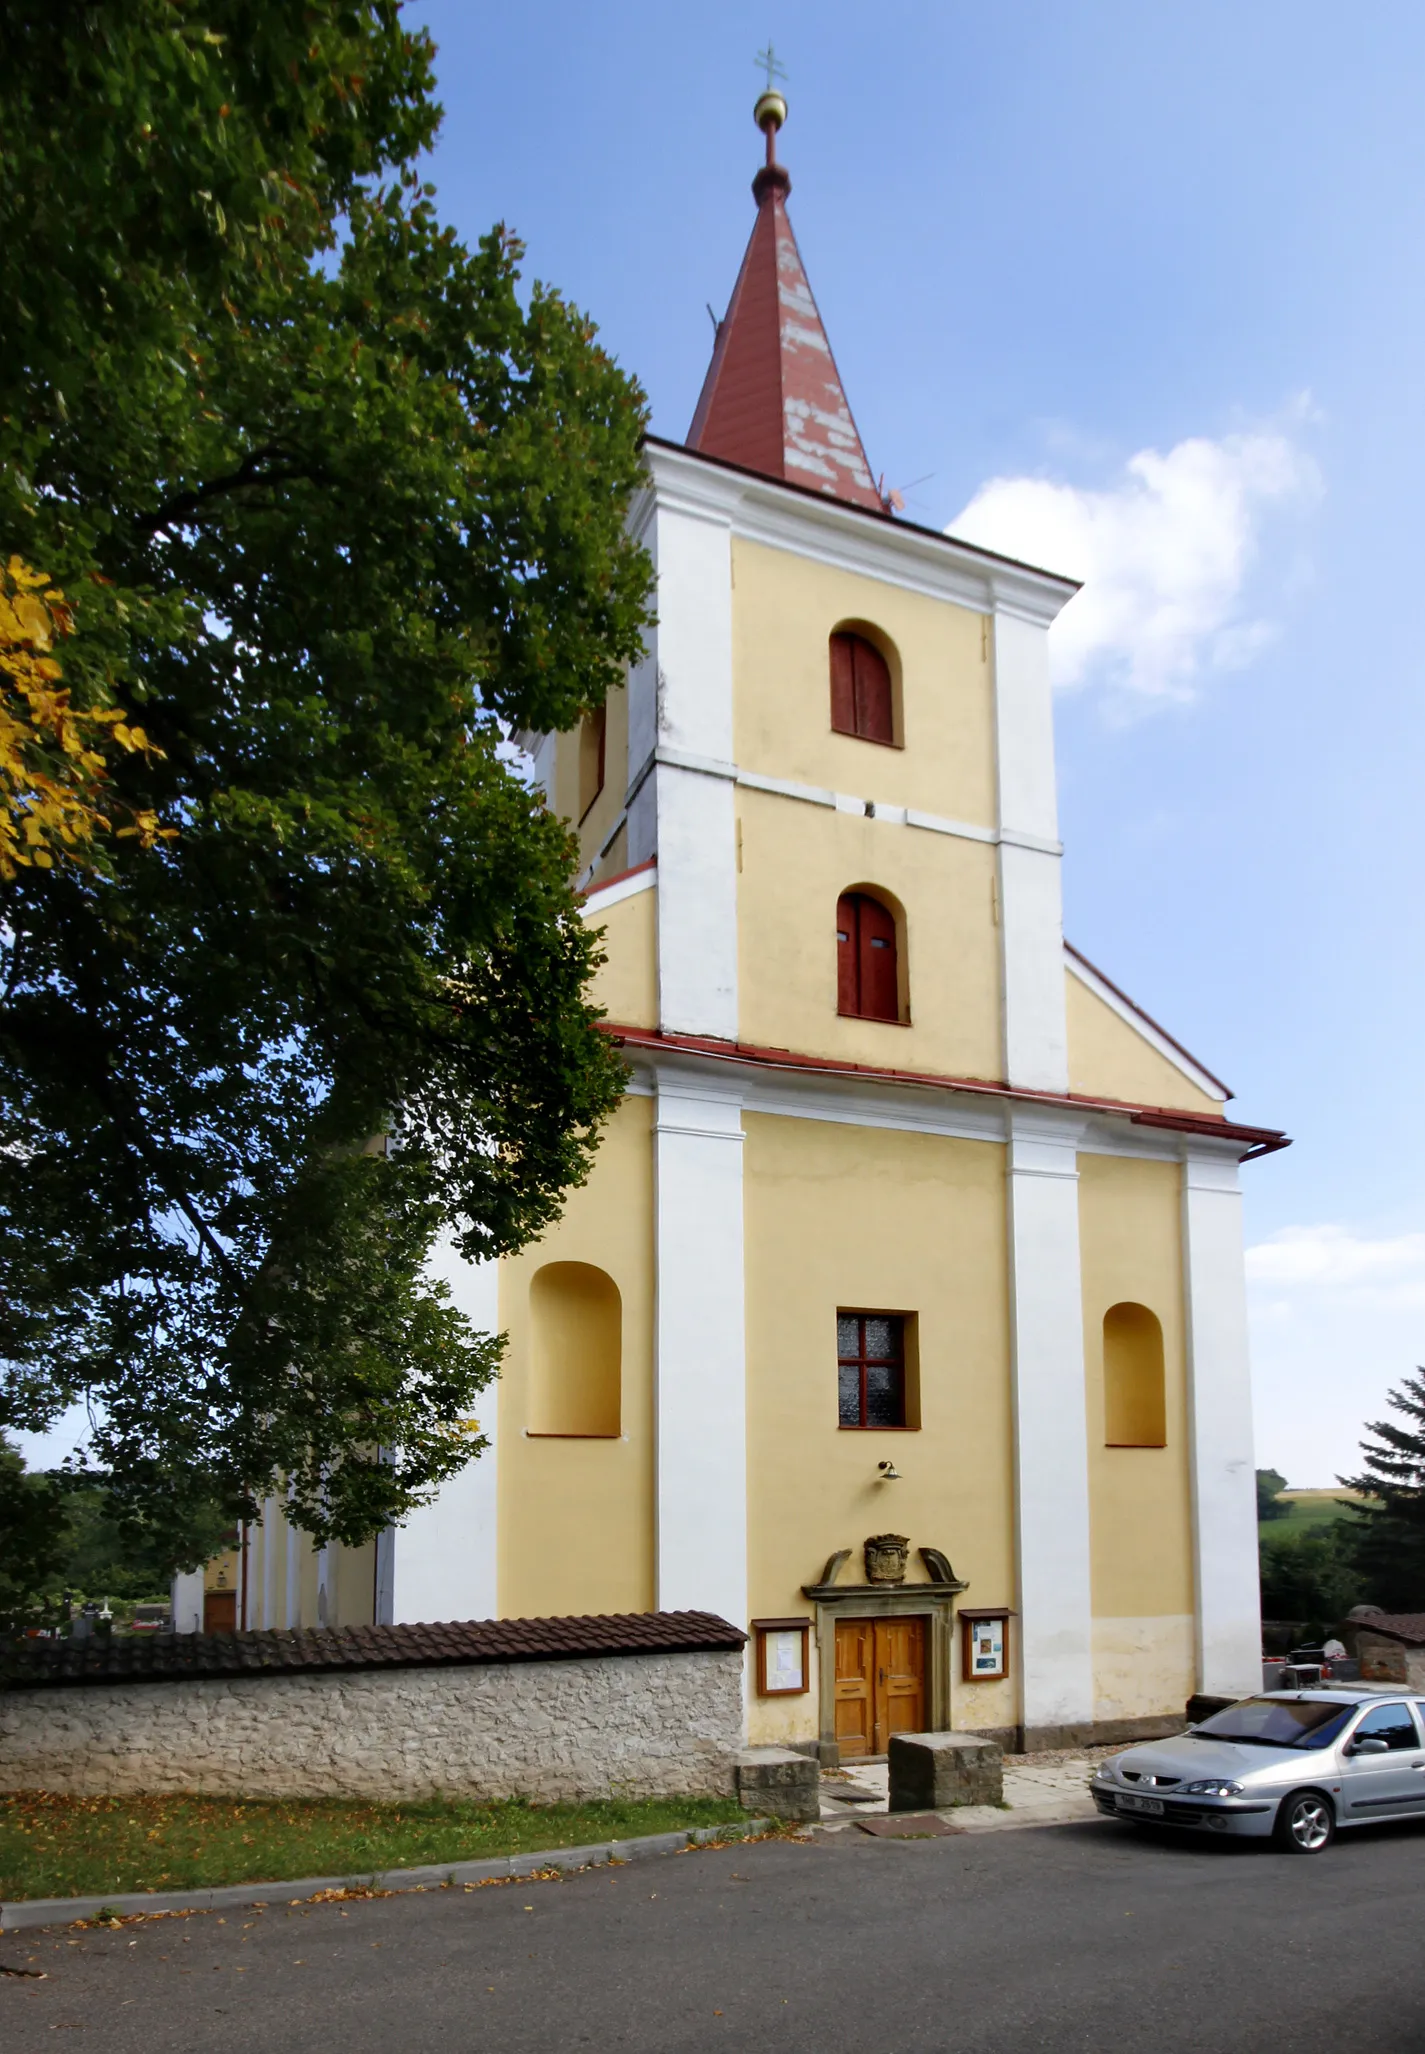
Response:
[836, 893, 859, 1015]
[852, 637, 894, 744]
[829, 633, 857, 735]
[859, 894, 899, 1020]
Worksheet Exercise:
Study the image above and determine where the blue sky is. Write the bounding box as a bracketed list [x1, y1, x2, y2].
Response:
[406, 0, 1425, 1484]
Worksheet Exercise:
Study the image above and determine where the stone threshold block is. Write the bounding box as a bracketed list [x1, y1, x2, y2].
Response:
[735, 1746, 820, 1822]
[888, 1731, 1003, 1812]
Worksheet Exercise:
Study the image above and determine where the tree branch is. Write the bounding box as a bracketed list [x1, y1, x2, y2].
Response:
[136, 446, 324, 535]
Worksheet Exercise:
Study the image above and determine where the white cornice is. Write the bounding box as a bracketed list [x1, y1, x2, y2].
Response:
[639, 441, 1078, 629]
[613, 1041, 1258, 1166]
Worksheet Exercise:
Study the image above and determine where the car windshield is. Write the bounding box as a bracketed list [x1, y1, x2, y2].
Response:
[1193, 1698, 1356, 1749]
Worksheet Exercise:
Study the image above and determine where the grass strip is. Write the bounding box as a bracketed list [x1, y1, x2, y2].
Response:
[0, 1789, 747, 1902]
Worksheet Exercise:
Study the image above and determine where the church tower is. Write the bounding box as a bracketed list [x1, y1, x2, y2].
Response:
[247, 93, 1283, 1760]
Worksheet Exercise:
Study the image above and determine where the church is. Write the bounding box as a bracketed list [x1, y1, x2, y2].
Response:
[229, 89, 1286, 1756]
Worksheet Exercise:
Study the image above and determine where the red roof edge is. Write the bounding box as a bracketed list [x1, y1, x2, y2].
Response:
[579, 856, 656, 901]
[598, 1023, 1290, 1160]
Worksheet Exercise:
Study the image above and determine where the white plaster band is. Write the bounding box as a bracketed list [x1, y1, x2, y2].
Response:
[580, 862, 656, 917]
[640, 440, 1079, 629]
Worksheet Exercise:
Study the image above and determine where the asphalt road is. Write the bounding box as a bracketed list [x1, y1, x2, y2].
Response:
[5, 1813, 1425, 2052]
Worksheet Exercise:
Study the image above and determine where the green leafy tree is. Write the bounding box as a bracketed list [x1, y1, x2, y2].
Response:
[0, 4, 653, 1587]
[0, 1439, 72, 1636]
[1259, 1525, 1364, 1633]
[1338, 1371, 1425, 1610]
[54, 1480, 235, 1605]
[1256, 1467, 1289, 1521]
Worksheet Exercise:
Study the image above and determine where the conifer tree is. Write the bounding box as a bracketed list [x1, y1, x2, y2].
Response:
[1338, 1371, 1425, 1610]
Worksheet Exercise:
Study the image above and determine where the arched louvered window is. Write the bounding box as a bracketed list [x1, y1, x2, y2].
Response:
[837, 891, 900, 1022]
[830, 630, 895, 745]
[1103, 1302, 1166, 1448]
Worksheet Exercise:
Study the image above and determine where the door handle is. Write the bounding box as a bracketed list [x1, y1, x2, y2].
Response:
[878, 1668, 886, 1685]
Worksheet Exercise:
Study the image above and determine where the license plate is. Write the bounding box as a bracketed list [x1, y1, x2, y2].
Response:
[1116, 1793, 1165, 1816]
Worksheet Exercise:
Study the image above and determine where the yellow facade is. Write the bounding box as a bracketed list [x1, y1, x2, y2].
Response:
[1066, 972, 1221, 1117]
[737, 788, 1002, 1077]
[1079, 1153, 1195, 1720]
[730, 538, 996, 826]
[741, 1112, 1017, 1744]
[585, 879, 658, 1029]
[244, 445, 1267, 1759]
[497, 1092, 656, 1620]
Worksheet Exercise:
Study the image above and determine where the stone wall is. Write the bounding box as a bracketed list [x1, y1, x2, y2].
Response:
[1355, 1633, 1425, 1690]
[0, 1648, 744, 1803]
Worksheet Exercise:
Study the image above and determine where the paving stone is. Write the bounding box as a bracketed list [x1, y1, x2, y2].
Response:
[856, 1813, 962, 1838]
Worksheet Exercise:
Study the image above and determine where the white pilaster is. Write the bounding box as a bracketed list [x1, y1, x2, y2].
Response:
[1182, 1150, 1260, 1695]
[170, 1569, 203, 1634]
[388, 1248, 501, 1624]
[992, 607, 1068, 1094]
[654, 1075, 748, 1629]
[626, 489, 739, 1040]
[315, 1539, 332, 1628]
[285, 1484, 301, 1630]
[262, 1493, 279, 1628]
[1006, 1114, 1094, 1737]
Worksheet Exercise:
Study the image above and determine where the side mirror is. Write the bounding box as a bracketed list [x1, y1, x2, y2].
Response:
[1347, 1736, 1390, 1756]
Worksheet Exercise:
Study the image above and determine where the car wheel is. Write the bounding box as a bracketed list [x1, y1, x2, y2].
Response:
[1274, 1790, 1336, 1855]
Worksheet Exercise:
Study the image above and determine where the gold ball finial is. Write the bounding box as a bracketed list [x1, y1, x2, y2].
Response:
[754, 88, 787, 135]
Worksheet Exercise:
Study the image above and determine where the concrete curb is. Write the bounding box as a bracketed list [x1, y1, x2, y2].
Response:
[0, 1817, 774, 1933]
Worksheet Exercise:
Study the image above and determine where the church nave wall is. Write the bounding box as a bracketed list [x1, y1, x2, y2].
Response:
[496, 1092, 657, 1620]
[1078, 1152, 1196, 1719]
[741, 1110, 1013, 1749]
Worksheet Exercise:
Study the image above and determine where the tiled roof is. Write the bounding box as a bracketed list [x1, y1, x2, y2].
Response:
[1352, 1613, 1425, 1645]
[2, 1611, 746, 1691]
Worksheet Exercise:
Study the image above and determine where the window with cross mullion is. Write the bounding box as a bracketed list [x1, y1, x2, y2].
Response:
[837, 1312, 906, 1429]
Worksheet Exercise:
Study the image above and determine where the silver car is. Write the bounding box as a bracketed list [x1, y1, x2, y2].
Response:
[1092, 1690, 1425, 1854]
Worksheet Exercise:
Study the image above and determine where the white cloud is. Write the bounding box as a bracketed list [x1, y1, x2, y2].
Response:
[1247, 1224, 1425, 1299]
[947, 418, 1321, 702]
[1245, 1222, 1425, 1485]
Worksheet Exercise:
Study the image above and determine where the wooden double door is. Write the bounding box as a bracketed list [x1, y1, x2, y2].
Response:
[203, 1590, 237, 1635]
[834, 1615, 927, 1758]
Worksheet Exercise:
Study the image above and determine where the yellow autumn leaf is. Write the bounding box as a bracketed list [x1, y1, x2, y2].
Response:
[6, 556, 51, 591]
[0, 557, 173, 880]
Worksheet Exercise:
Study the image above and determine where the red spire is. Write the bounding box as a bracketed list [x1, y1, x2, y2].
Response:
[687, 93, 883, 513]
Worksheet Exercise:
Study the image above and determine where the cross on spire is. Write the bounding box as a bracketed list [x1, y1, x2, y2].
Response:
[755, 43, 787, 92]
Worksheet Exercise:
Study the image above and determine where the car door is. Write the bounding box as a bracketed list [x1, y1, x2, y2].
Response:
[1337, 1701, 1425, 1821]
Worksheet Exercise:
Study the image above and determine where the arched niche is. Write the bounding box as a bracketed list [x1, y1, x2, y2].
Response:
[529, 1261, 622, 1437]
[1103, 1302, 1166, 1448]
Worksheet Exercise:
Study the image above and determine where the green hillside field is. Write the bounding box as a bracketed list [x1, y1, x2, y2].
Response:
[1259, 1488, 1368, 1543]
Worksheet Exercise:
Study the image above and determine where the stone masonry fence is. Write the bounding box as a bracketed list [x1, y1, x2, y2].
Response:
[0, 1612, 746, 1804]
